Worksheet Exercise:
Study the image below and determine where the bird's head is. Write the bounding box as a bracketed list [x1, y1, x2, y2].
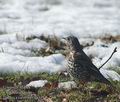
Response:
[63, 36, 83, 51]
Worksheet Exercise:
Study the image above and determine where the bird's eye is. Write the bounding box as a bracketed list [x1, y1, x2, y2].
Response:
[67, 37, 71, 41]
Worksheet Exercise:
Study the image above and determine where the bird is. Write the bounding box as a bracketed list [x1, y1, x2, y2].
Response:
[63, 36, 112, 86]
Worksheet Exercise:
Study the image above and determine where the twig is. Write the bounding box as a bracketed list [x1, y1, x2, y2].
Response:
[99, 47, 117, 70]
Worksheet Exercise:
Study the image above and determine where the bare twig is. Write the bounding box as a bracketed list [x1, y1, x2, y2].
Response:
[99, 47, 117, 70]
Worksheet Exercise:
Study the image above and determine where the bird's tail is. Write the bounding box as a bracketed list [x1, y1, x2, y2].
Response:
[101, 77, 113, 86]
[104, 79, 112, 85]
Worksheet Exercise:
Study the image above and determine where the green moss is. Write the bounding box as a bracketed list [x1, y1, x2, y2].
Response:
[0, 72, 120, 101]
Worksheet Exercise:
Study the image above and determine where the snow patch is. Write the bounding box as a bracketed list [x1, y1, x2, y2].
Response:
[0, 53, 66, 73]
[58, 81, 77, 89]
[100, 69, 120, 81]
[26, 80, 48, 88]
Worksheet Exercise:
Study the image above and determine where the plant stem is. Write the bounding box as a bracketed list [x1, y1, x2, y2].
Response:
[99, 47, 117, 70]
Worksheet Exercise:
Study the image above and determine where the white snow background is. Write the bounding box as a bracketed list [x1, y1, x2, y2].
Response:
[0, 0, 120, 84]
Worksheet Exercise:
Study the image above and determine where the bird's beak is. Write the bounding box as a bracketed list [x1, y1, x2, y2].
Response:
[62, 37, 66, 40]
[61, 37, 67, 44]
[61, 37, 65, 40]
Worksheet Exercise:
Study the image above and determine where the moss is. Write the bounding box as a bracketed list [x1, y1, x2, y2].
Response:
[0, 72, 120, 101]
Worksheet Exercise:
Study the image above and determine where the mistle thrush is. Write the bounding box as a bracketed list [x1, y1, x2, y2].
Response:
[63, 36, 112, 85]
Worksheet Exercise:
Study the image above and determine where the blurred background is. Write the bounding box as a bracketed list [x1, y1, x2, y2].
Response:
[0, 0, 119, 37]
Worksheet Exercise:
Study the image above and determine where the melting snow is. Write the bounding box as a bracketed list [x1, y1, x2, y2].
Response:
[0, 0, 120, 81]
[58, 81, 77, 89]
[26, 80, 48, 88]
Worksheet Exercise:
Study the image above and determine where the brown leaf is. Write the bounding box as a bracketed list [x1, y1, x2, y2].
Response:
[44, 81, 59, 90]
[44, 82, 52, 89]
[51, 81, 58, 89]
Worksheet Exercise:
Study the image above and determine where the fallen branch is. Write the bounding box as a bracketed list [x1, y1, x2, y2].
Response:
[99, 47, 117, 70]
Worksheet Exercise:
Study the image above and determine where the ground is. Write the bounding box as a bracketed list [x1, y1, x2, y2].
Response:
[0, 1, 120, 101]
[0, 34, 120, 102]
[0, 72, 120, 102]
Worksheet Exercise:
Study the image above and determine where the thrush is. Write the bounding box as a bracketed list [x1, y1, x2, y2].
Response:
[63, 36, 112, 86]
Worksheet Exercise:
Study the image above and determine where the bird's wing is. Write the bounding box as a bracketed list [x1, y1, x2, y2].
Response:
[78, 51, 100, 72]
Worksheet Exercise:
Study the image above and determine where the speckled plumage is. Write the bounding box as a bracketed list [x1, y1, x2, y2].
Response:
[64, 36, 112, 85]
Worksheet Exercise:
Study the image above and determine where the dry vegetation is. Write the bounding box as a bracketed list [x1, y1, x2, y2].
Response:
[0, 34, 120, 102]
[0, 72, 120, 102]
